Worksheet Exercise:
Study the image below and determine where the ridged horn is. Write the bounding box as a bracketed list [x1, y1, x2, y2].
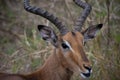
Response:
[24, 0, 68, 35]
[73, 0, 92, 31]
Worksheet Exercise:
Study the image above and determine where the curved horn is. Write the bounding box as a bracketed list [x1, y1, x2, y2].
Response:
[73, 0, 92, 31]
[24, 0, 68, 35]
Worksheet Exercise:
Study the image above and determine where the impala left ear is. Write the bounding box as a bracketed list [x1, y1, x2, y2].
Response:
[82, 24, 103, 42]
[38, 25, 58, 47]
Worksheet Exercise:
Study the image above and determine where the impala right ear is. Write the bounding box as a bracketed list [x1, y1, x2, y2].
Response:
[38, 25, 58, 47]
[82, 24, 103, 42]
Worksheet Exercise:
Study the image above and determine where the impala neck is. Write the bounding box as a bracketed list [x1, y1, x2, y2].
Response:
[25, 48, 73, 80]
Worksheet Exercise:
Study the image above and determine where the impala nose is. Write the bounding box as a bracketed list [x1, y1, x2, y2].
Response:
[84, 65, 92, 73]
[80, 65, 92, 78]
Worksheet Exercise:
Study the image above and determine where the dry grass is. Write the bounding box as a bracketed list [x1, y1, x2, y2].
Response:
[0, 0, 120, 80]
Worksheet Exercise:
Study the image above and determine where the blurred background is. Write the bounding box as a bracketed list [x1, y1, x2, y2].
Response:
[0, 0, 120, 80]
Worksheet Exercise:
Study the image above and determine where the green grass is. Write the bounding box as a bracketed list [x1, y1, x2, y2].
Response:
[0, 0, 120, 80]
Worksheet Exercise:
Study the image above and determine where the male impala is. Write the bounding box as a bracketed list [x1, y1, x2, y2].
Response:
[0, 0, 103, 80]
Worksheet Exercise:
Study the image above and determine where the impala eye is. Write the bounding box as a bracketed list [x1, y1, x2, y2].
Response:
[61, 42, 69, 49]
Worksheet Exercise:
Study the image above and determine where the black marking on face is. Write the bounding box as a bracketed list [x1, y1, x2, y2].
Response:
[71, 31, 76, 36]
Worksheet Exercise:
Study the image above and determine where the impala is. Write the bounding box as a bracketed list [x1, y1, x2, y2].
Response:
[0, 0, 103, 80]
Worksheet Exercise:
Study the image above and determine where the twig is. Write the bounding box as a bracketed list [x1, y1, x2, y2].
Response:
[106, 0, 110, 50]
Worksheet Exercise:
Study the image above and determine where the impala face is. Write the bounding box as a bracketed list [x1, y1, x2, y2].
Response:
[38, 24, 103, 78]
[60, 32, 92, 78]
[24, 0, 103, 78]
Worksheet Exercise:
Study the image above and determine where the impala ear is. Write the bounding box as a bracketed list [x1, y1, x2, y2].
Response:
[38, 25, 58, 47]
[82, 24, 103, 42]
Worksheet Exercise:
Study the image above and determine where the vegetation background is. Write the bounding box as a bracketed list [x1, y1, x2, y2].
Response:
[0, 0, 120, 80]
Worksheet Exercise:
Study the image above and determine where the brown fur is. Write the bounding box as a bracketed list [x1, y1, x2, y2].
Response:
[0, 50, 73, 80]
[0, 32, 91, 80]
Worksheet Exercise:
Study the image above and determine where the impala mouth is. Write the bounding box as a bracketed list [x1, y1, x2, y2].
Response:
[80, 70, 92, 78]
[80, 72, 91, 78]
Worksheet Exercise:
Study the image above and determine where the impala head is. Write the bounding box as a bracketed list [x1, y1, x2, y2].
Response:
[24, 0, 103, 78]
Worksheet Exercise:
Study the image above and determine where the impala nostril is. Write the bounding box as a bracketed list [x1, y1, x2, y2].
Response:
[83, 65, 92, 72]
